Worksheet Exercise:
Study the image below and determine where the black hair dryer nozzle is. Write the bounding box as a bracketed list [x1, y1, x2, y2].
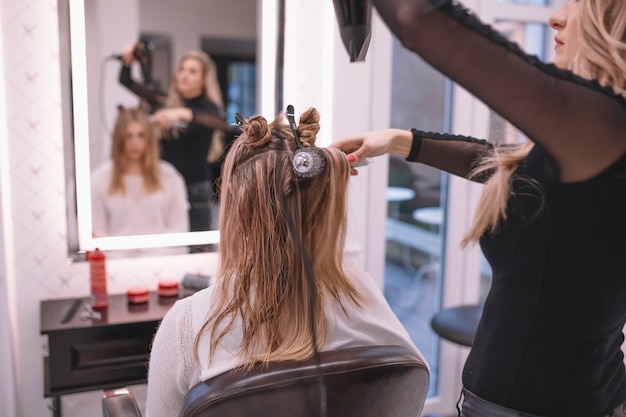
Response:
[332, 0, 372, 62]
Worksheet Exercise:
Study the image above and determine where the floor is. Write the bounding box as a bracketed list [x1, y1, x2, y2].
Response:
[54, 254, 441, 417]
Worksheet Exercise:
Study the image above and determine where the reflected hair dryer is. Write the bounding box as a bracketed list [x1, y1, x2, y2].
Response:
[332, 0, 372, 62]
[111, 37, 155, 88]
[133, 38, 154, 88]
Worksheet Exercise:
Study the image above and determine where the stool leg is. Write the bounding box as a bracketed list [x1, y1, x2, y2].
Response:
[49, 396, 61, 417]
[402, 263, 439, 307]
[401, 244, 415, 272]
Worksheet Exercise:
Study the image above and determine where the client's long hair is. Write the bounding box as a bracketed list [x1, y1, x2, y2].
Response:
[109, 106, 161, 195]
[195, 108, 364, 367]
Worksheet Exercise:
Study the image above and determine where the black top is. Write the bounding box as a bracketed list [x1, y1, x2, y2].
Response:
[119, 65, 228, 185]
[159, 95, 221, 185]
[375, 0, 626, 415]
[473, 145, 626, 417]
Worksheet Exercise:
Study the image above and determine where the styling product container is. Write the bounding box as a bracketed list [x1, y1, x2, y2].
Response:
[88, 248, 108, 310]
[127, 287, 149, 304]
[158, 280, 179, 298]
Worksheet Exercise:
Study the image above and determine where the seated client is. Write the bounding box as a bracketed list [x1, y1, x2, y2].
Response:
[145, 107, 425, 416]
[91, 106, 189, 255]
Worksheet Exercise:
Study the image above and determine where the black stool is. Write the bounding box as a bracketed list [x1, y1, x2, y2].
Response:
[430, 304, 482, 347]
[423, 305, 482, 417]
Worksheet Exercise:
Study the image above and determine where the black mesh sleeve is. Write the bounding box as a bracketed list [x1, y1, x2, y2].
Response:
[373, 0, 626, 182]
[410, 130, 494, 182]
[118, 64, 165, 110]
[192, 110, 230, 132]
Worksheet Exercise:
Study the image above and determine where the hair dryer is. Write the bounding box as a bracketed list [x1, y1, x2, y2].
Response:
[111, 37, 155, 88]
[332, 0, 372, 62]
[133, 38, 154, 87]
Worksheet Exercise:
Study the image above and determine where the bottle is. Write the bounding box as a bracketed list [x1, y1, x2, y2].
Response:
[88, 248, 108, 310]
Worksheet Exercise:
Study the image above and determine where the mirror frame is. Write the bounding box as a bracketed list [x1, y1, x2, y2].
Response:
[65, 0, 280, 260]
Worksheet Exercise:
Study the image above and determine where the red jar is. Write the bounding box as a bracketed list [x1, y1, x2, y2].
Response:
[127, 287, 149, 304]
[158, 280, 179, 298]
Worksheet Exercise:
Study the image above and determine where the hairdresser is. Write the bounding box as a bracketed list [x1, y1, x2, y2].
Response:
[332, 0, 626, 416]
[119, 41, 231, 232]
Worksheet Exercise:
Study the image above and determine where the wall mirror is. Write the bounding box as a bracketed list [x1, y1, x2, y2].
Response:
[58, 0, 283, 261]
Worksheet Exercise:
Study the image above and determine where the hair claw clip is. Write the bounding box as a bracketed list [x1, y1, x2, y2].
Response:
[230, 112, 245, 139]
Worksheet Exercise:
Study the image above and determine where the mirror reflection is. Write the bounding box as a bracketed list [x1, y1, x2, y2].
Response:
[60, 0, 264, 258]
[110, 47, 231, 237]
[90, 106, 191, 256]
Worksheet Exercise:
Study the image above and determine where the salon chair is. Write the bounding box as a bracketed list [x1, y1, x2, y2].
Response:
[102, 345, 429, 417]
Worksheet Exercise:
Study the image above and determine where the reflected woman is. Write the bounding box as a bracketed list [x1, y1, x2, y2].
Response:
[119, 43, 232, 232]
[91, 106, 189, 248]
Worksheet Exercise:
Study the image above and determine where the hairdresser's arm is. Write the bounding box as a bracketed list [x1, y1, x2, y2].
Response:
[118, 64, 165, 109]
[372, 0, 626, 182]
[151, 107, 191, 129]
[334, 128, 494, 182]
[191, 102, 230, 132]
[192, 111, 230, 132]
[151, 106, 230, 132]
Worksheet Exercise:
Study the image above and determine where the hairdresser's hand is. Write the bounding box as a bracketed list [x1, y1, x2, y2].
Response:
[121, 41, 137, 66]
[331, 129, 413, 175]
[152, 108, 193, 129]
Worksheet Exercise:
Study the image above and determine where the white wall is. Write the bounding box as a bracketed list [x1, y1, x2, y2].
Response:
[140, 0, 256, 64]
[282, 0, 391, 285]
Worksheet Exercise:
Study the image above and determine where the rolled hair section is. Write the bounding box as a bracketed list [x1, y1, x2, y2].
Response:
[295, 107, 321, 147]
[241, 115, 274, 148]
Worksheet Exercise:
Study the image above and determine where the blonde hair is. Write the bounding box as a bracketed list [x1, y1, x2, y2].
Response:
[165, 50, 223, 109]
[195, 108, 365, 367]
[108, 106, 161, 196]
[165, 50, 225, 161]
[462, 0, 626, 245]
[573, 0, 626, 96]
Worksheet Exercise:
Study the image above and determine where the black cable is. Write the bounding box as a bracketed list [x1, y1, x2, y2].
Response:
[281, 193, 327, 417]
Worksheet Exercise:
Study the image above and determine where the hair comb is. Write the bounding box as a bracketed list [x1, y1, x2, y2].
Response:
[286, 105, 326, 178]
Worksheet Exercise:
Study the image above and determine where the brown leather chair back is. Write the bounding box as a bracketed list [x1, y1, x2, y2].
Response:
[179, 345, 429, 417]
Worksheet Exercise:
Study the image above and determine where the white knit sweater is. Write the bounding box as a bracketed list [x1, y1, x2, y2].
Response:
[91, 160, 189, 238]
[145, 264, 426, 417]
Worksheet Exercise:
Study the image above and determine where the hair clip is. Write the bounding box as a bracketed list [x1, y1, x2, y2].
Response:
[286, 105, 326, 178]
[230, 112, 245, 139]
